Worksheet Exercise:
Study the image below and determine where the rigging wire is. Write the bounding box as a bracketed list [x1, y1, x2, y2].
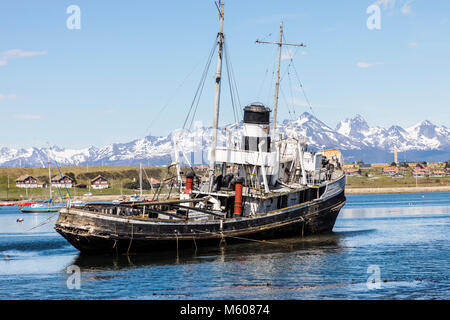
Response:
[226, 41, 243, 121]
[287, 70, 296, 118]
[146, 49, 210, 137]
[279, 87, 295, 121]
[182, 35, 219, 131]
[281, 33, 315, 117]
[290, 61, 315, 117]
[223, 40, 240, 124]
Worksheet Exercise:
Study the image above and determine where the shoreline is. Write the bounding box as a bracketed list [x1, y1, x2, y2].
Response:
[3, 187, 450, 203]
[345, 186, 450, 195]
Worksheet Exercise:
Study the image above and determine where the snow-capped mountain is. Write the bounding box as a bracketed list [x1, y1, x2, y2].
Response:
[1, 113, 449, 167]
[335, 115, 450, 152]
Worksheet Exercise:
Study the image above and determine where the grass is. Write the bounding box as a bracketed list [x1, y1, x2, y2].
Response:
[346, 168, 450, 188]
[1, 165, 448, 200]
[0, 165, 182, 200]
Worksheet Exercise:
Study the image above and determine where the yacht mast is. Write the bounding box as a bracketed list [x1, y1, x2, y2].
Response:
[209, 0, 225, 191]
[139, 162, 143, 197]
[48, 152, 52, 201]
[256, 22, 306, 132]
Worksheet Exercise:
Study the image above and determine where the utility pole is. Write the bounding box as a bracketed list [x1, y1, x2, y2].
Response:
[256, 22, 306, 132]
[209, 0, 224, 192]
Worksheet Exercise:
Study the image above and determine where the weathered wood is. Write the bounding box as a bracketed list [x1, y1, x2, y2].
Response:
[129, 198, 205, 207]
[170, 203, 224, 218]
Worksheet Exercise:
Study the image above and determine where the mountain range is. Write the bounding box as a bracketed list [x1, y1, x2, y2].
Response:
[1, 112, 450, 168]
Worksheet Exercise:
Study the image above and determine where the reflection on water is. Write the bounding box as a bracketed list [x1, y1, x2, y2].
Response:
[71, 234, 344, 272]
[0, 192, 449, 299]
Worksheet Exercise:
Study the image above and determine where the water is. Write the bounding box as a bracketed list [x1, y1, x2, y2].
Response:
[0, 192, 449, 300]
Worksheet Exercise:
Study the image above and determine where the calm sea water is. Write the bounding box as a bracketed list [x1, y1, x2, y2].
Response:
[0, 192, 449, 300]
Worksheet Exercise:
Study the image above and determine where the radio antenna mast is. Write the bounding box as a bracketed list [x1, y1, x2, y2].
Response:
[256, 22, 306, 132]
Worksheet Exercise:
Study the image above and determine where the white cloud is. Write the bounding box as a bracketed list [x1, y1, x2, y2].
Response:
[372, 0, 396, 10]
[102, 109, 115, 114]
[408, 41, 418, 47]
[356, 62, 373, 68]
[13, 114, 42, 120]
[286, 97, 309, 107]
[372, 0, 414, 15]
[0, 49, 47, 67]
[0, 93, 17, 100]
[356, 61, 383, 68]
[281, 48, 295, 61]
[401, 0, 413, 15]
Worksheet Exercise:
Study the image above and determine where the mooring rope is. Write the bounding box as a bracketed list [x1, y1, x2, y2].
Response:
[191, 230, 198, 254]
[26, 213, 58, 232]
[175, 232, 179, 260]
[126, 223, 133, 256]
[192, 228, 294, 250]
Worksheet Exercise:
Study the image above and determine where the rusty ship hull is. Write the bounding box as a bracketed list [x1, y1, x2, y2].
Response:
[55, 186, 345, 254]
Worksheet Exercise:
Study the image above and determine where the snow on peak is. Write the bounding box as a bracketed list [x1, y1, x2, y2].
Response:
[1, 115, 449, 167]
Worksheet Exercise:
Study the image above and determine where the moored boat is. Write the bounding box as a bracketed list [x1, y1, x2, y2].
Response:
[21, 202, 64, 213]
[55, 1, 346, 254]
[0, 202, 15, 207]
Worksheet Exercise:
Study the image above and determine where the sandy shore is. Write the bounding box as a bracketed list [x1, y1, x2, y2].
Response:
[346, 186, 450, 195]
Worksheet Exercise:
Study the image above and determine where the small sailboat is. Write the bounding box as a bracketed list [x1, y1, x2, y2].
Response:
[0, 202, 15, 207]
[17, 198, 52, 208]
[20, 202, 64, 213]
[120, 163, 154, 205]
[21, 157, 66, 213]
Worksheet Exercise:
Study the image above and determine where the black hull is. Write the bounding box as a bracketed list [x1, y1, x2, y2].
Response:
[55, 191, 346, 254]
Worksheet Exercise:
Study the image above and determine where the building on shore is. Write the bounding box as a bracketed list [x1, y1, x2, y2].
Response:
[371, 163, 390, 168]
[383, 166, 399, 176]
[431, 170, 446, 177]
[15, 175, 38, 188]
[412, 167, 430, 178]
[344, 168, 361, 176]
[37, 181, 47, 188]
[192, 165, 209, 172]
[51, 175, 73, 188]
[90, 175, 109, 189]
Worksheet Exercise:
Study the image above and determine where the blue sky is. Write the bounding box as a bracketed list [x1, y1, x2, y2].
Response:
[1, 0, 449, 148]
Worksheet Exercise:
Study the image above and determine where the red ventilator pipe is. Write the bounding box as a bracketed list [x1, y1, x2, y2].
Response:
[234, 178, 244, 215]
[184, 172, 194, 194]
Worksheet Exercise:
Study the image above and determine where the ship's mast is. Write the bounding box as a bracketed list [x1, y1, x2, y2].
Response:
[256, 22, 306, 132]
[209, 0, 225, 191]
